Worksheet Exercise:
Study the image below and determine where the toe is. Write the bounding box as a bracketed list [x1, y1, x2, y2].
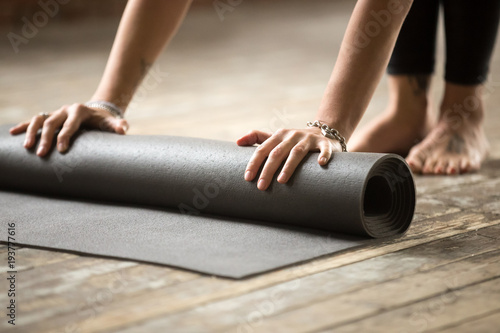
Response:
[406, 159, 423, 174]
[422, 158, 438, 175]
[459, 158, 470, 174]
[406, 148, 425, 174]
[468, 156, 481, 172]
[446, 158, 459, 175]
[434, 160, 447, 175]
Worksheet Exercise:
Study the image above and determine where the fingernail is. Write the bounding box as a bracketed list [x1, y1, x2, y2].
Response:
[245, 170, 254, 181]
[320, 157, 327, 164]
[37, 145, 46, 156]
[121, 125, 128, 133]
[277, 172, 287, 183]
[257, 179, 267, 190]
[23, 139, 30, 148]
[58, 142, 66, 152]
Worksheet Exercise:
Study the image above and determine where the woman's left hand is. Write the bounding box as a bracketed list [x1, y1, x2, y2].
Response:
[236, 128, 341, 191]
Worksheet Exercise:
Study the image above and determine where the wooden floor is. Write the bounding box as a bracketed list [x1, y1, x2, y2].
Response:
[1, 1, 500, 332]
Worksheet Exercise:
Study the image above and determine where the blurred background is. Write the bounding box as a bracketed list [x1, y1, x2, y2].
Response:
[0, 0, 498, 158]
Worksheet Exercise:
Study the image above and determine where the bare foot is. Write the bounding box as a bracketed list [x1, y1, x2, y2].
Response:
[349, 75, 431, 156]
[406, 117, 489, 175]
[406, 83, 489, 175]
[348, 110, 431, 156]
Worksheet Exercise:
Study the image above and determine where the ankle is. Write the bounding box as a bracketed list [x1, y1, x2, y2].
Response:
[439, 101, 484, 127]
[440, 83, 485, 126]
[385, 98, 428, 126]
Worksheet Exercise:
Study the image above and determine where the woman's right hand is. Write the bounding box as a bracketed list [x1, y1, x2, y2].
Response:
[9, 103, 129, 157]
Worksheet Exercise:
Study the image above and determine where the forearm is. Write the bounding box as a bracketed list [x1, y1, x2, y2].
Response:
[317, 0, 413, 140]
[91, 0, 192, 112]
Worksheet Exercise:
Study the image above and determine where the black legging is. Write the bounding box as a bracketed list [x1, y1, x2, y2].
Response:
[387, 0, 500, 85]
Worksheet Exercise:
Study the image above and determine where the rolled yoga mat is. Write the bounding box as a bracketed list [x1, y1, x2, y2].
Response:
[0, 124, 415, 278]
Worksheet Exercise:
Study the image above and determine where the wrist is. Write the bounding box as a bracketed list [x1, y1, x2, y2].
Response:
[313, 114, 354, 142]
[306, 120, 348, 152]
[85, 100, 125, 119]
[91, 91, 131, 113]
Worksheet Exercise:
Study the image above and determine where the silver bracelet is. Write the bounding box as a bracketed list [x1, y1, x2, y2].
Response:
[84, 100, 124, 119]
[307, 120, 348, 152]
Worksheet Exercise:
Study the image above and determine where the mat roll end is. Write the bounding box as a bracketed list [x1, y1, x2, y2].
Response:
[362, 155, 416, 238]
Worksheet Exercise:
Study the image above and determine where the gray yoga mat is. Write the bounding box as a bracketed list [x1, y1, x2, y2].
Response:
[0, 124, 415, 278]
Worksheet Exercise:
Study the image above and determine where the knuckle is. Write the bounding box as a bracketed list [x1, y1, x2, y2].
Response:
[323, 139, 335, 150]
[255, 144, 266, 152]
[43, 118, 57, 128]
[269, 147, 283, 158]
[274, 128, 286, 136]
[70, 103, 86, 114]
[289, 131, 302, 140]
[246, 162, 258, 171]
[61, 121, 73, 130]
[58, 131, 70, 141]
[57, 134, 67, 143]
[291, 145, 306, 155]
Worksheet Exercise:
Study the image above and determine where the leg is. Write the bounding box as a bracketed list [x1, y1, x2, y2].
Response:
[349, 0, 439, 155]
[406, 0, 500, 174]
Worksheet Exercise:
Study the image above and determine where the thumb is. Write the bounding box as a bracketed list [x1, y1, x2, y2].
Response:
[102, 117, 129, 135]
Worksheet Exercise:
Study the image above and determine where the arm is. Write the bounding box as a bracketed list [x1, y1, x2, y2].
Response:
[10, 0, 192, 157]
[238, 0, 413, 190]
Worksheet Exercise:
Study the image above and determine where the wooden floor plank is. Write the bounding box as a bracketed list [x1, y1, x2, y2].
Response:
[317, 277, 500, 333]
[116, 227, 500, 332]
[264, 254, 500, 333]
[11, 213, 500, 333]
[432, 310, 500, 333]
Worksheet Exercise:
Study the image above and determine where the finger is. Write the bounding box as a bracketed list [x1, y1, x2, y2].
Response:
[277, 141, 310, 184]
[24, 115, 46, 149]
[56, 113, 83, 153]
[244, 133, 284, 182]
[317, 139, 334, 165]
[10, 121, 30, 135]
[257, 140, 296, 190]
[236, 130, 272, 146]
[37, 112, 67, 156]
